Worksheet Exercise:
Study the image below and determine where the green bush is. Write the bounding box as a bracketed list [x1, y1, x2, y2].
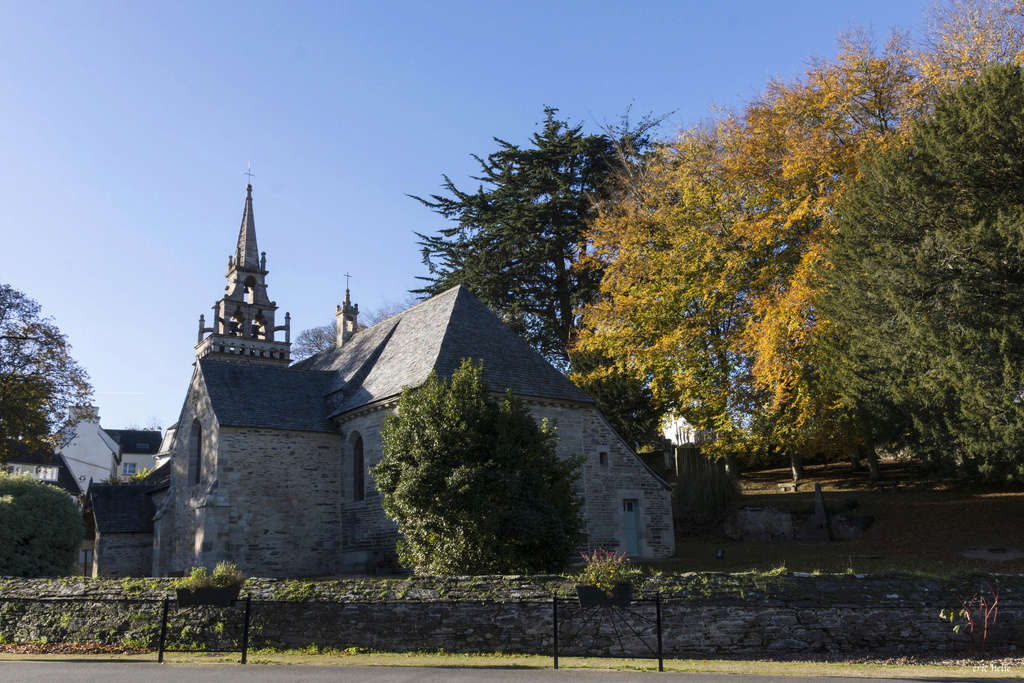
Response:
[173, 562, 246, 591]
[0, 472, 83, 576]
[212, 561, 246, 588]
[173, 566, 210, 591]
[374, 359, 584, 574]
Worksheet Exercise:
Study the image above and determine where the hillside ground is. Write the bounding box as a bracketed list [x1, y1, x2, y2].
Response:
[654, 459, 1024, 576]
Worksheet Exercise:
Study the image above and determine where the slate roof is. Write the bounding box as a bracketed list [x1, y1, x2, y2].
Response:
[5, 443, 81, 495]
[294, 285, 593, 416]
[89, 483, 155, 534]
[103, 429, 163, 454]
[198, 360, 335, 432]
[199, 285, 593, 432]
[140, 460, 171, 492]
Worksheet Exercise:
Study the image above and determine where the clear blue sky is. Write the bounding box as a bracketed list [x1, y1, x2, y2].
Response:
[0, 0, 929, 430]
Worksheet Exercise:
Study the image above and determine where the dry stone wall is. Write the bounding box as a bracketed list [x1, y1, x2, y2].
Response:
[1, 573, 1020, 657]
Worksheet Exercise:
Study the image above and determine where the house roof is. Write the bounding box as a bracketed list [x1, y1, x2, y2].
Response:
[89, 483, 155, 534]
[140, 460, 171, 493]
[5, 443, 81, 495]
[103, 429, 163, 455]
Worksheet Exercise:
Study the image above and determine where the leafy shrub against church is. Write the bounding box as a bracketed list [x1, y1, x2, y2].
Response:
[375, 359, 584, 574]
[0, 473, 83, 577]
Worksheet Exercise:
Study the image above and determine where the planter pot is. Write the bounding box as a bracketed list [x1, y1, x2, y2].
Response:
[610, 582, 633, 607]
[576, 582, 633, 608]
[576, 584, 607, 608]
[176, 586, 240, 607]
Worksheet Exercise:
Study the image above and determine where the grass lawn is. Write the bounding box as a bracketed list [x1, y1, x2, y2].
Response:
[1, 650, 1021, 678]
[653, 460, 1024, 575]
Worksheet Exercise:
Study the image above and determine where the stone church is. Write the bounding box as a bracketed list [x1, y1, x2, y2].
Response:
[144, 184, 673, 577]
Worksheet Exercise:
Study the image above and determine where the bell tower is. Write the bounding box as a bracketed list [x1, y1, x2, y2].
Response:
[195, 184, 291, 366]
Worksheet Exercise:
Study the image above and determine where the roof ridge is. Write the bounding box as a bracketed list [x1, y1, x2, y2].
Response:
[358, 284, 462, 333]
[326, 319, 401, 399]
[200, 357, 332, 375]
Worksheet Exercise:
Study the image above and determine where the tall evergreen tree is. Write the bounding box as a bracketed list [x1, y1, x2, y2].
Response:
[413, 107, 634, 367]
[824, 63, 1024, 480]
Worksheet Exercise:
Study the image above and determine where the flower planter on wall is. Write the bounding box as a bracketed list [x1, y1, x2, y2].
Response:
[576, 582, 633, 608]
[176, 586, 240, 607]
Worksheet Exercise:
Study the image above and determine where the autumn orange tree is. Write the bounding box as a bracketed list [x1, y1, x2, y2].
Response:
[576, 0, 1024, 479]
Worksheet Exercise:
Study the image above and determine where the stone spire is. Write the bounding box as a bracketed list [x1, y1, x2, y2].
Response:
[336, 286, 359, 347]
[194, 184, 291, 366]
[235, 184, 260, 272]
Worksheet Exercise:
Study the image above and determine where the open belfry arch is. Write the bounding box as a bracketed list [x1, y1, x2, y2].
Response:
[195, 184, 291, 365]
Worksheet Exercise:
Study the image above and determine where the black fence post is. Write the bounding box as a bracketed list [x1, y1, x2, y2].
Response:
[157, 598, 169, 663]
[552, 595, 559, 670]
[241, 597, 251, 664]
[656, 592, 663, 672]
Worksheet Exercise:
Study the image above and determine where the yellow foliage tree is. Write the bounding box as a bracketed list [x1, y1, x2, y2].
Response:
[576, 1, 1024, 477]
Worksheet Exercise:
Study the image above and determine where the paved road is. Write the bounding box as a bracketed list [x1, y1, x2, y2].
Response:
[0, 662, 1015, 683]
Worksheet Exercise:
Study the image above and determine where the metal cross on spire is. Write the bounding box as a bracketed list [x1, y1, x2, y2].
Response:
[244, 162, 255, 185]
[344, 272, 352, 290]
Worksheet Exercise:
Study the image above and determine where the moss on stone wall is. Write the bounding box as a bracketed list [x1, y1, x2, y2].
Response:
[0, 573, 1021, 656]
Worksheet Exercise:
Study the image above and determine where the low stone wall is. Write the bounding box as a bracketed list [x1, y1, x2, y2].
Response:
[0, 574, 1020, 657]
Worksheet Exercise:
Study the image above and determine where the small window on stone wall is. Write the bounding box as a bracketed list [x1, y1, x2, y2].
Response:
[353, 434, 365, 502]
[190, 419, 202, 485]
[599, 451, 608, 466]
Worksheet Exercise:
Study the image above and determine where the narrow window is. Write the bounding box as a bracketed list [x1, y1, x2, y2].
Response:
[622, 499, 640, 556]
[353, 435, 365, 502]
[190, 419, 202, 485]
[599, 451, 608, 466]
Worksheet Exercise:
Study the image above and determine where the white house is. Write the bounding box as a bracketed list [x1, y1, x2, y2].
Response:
[58, 409, 119, 490]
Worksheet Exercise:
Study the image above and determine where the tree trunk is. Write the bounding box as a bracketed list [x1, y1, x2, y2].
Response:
[849, 451, 861, 472]
[866, 448, 880, 481]
[790, 452, 803, 484]
[725, 453, 740, 477]
[553, 254, 574, 359]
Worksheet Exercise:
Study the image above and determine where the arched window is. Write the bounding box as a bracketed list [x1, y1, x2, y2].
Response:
[353, 435, 365, 502]
[190, 419, 202, 485]
[243, 276, 256, 304]
[230, 310, 245, 337]
[252, 312, 266, 340]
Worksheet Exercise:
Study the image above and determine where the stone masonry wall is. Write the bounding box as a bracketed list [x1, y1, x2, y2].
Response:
[158, 369, 216, 576]
[526, 401, 674, 560]
[2, 574, 1018, 657]
[212, 426, 343, 577]
[330, 397, 676, 574]
[91, 532, 152, 578]
[335, 406, 398, 574]
[156, 368, 345, 578]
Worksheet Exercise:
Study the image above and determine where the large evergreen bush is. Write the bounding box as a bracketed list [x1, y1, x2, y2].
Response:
[0, 473, 83, 576]
[374, 359, 584, 574]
